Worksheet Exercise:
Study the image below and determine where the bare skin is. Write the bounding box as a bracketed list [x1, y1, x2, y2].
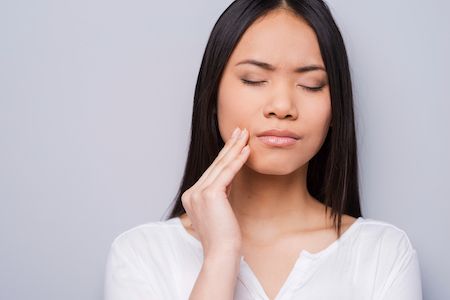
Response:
[180, 212, 357, 300]
[182, 8, 358, 300]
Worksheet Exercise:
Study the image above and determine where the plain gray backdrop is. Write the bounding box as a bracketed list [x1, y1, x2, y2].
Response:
[1, 0, 449, 299]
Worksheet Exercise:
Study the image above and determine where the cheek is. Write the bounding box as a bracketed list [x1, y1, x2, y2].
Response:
[217, 99, 252, 143]
[302, 97, 332, 156]
[217, 77, 255, 142]
[304, 95, 332, 131]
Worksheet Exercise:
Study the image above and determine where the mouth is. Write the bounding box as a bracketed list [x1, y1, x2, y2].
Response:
[257, 135, 298, 147]
[255, 128, 301, 147]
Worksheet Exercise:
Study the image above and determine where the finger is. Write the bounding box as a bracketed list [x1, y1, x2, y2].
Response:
[201, 128, 249, 188]
[208, 144, 250, 192]
[193, 127, 241, 188]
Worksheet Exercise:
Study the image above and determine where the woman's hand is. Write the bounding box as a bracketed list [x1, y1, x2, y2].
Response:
[181, 127, 250, 258]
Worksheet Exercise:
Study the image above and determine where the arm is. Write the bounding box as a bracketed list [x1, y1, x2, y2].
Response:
[189, 251, 241, 300]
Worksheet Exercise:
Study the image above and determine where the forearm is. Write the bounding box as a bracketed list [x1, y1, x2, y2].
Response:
[189, 253, 241, 300]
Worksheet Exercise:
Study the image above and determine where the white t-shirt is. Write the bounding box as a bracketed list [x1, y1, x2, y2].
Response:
[104, 216, 422, 300]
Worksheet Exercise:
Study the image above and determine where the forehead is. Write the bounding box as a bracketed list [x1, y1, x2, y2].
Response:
[229, 9, 323, 67]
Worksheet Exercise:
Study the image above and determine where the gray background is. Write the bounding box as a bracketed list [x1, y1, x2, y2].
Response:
[1, 0, 448, 299]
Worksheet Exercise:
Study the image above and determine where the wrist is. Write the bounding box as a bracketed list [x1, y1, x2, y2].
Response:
[204, 248, 241, 263]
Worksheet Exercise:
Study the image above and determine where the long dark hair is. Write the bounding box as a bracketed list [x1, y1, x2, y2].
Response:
[162, 0, 362, 238]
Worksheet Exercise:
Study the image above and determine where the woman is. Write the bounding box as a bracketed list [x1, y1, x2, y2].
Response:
[104, 0, 422, 299]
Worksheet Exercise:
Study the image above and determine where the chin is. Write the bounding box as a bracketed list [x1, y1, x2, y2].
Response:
[244, 156, 306, 176]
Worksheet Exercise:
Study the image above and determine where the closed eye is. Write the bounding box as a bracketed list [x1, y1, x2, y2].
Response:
[241, 79, 266, 86]
[300, 85, 325, 92]
[241, 79, 325, 92]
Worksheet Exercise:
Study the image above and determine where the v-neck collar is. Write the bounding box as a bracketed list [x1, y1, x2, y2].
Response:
[172, 216, 365, 300]
[237, 216, 364, 300]
[238, 253, 313, 300]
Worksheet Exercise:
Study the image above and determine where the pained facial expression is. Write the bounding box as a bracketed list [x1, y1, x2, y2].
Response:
[217, 9, 332, 175]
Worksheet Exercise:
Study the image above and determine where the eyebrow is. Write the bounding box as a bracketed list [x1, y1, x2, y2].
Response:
[235, 59, 326, 73]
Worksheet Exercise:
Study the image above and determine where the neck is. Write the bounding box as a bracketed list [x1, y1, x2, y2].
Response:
[228, 163, 328, 242]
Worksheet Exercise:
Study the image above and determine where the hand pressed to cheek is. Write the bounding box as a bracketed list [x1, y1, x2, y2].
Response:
[204, 128, 250, 187]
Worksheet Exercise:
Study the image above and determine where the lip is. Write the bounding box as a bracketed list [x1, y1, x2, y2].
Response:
[257, 136, 298, 146]
[256, 129, 301, 140]
[256, 129, 301, 147]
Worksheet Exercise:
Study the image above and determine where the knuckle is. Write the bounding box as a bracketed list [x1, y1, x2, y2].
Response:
[181, 196, 191, 211]
[181, 190, 191, 202]
[190, 191, 201, 202]
[201, 188, 216, 199]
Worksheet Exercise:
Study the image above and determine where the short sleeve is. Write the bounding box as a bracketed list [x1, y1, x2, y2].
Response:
[380, 245, 423, 299]
[103, 236, 176, 300]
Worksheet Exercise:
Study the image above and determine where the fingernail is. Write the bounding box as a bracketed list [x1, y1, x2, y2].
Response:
[239, 128, 247, 139]
[231, 127, 241, 139]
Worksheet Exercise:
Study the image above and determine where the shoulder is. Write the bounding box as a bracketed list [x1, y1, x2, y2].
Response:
[109, 217, 182, 257]
[354, 218, 422, 297]
[356, 217, 416, 253]
[104, 218, 186, 299]
[353, 217, 419, 278]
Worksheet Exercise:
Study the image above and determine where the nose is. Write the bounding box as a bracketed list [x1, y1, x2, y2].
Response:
[262, 81, 298, 120]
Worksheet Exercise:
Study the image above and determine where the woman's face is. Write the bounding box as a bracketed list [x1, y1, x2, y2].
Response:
[217, 8, 332, 175]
